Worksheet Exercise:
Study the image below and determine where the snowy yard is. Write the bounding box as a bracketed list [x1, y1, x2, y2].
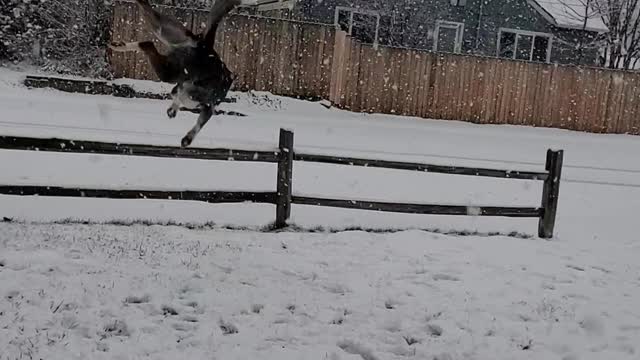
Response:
[1, 68, 639, 359]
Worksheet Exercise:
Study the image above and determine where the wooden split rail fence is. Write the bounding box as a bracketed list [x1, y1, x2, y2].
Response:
[0, 129, 563, 238]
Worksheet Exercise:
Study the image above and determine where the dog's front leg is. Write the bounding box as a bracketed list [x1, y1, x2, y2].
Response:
[181, 105, 213, 147]
[167, 86, 181, 118]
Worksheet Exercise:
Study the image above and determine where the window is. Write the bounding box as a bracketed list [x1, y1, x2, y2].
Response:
[334, 7, 381, 46]
[450, 0, 467, 6]
[434, 21, 464, 53]
[497, 28, 552, 63]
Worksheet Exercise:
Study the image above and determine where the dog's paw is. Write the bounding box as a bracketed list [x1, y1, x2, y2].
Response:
[167, 106, 177, 118]
[181, 134, 193, 148]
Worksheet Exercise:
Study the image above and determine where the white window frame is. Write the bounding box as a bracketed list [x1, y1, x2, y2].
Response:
[334, 6, 381, 47]
[497, 28, 553, 63]
[433, 20, 464, 53]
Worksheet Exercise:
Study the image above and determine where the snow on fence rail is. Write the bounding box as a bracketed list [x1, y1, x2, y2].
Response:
[0, 129, 563, 238]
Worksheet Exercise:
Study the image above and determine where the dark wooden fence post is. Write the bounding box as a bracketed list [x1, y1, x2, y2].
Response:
[538, 149, 563, 239]
[275, 128, 294, 228]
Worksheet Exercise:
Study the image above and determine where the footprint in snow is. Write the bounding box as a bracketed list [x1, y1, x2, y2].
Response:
[5, 290, 20, 300]
[183, 300, 199, 308]
[385, 299, 400, 309]
[337, 340, 379, 360]
[591, 266, 611, 274]
[323, 283, 351, 295]
[181, 315, 199, 323]
[65, 249, 84, 260]
[162, 305, 179, 316]
[172, 321, 197, 332]
[403, 335, 420, 345]
[124, 294, 151, 304]
[96, 341, 109, 352]
[427, 323, 443, 337]
[566, 264, 585, 272]
[579, 314, 605, 336]
[102, 320, 130, 338]
[331, 309, 350, 325]
[219, 319, 238, 335]
[432, 273, 460, 281]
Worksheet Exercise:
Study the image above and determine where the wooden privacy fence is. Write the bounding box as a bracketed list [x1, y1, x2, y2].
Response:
[109, 2, 640, 135]
[109, 0, 335, 100]
[330, 31, 640, 134]
[0, 129, 563, 238]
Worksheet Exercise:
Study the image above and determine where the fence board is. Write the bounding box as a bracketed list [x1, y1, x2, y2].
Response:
[0, 186, 276, 204]
[109, 3, 125, 78]
[294, 153, 548, 180]
[398, 49, 412, 115]
[319, 27, 335, 99]
[0, 136, 279, 162]
[293, 196, 542, 217]
[619, 73, 640, 134]
[123, 5, 137, 79]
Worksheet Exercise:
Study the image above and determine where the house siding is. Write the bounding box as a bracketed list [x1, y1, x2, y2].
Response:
[293, 0, 601, 66]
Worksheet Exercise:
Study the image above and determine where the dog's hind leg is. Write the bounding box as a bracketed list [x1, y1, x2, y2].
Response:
[135, 0, 197, 48]
[181, 105, 214, 148]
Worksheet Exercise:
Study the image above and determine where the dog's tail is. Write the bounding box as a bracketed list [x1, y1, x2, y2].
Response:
[203, 0, 256, 48]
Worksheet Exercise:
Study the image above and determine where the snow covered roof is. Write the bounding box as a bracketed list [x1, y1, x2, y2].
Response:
[527, 0, 609, 32]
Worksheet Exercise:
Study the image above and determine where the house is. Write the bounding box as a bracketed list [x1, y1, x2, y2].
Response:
[242, 0, 608, 66]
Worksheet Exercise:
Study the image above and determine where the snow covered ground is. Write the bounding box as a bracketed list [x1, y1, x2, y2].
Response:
[1, 68, 639, 359]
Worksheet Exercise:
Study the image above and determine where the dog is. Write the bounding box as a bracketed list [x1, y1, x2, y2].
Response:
[109, 0, 252, 147]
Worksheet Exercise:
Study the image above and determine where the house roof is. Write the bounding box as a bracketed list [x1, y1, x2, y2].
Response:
[527, 0, 608, 32]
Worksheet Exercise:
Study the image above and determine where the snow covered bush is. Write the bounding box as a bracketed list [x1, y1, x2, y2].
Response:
[0, 0, 113, 78]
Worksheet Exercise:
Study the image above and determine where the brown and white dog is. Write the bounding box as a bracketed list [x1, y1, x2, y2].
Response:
[109, 0, 253, 147]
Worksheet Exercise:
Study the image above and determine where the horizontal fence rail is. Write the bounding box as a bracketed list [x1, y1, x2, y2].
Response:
[294, 153, 549, 180]
[292, 196, 543, 217]
[0, 186, 276, 204]
[0, 128, 563, 238]
[0, 136, 280, 162]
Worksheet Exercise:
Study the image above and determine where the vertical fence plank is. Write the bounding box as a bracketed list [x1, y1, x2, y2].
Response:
[538, 149, 564, 239]
[275, 128, 294, 228]
[109, 3, 124, 78]
[329, 29, 346, 105]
